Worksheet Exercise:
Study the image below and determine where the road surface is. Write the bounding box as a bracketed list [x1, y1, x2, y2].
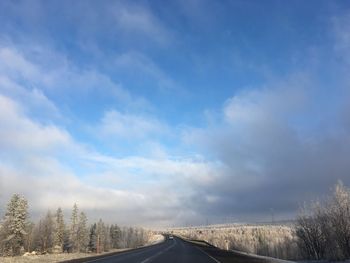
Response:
[64, 236, 287, 263]
[82, 236, 219, 263]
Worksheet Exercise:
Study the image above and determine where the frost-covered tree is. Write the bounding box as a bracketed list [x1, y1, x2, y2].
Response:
[296, 181, 350, 260]
[0, 194, 29, 255]
[296, 204, 326, 260]
[88, 223, 97, 252]
[327, 182, 350, 259]
[110, 224, 121, 248]
[23, 222, 35, 253]
[69, 203, 79, 252]
[38, 210, 54, 253]
[54, 207, 65, 252]
[96, 219, 107, 252]
[77, 212, 89, 252]
[104, 224, 111, 251]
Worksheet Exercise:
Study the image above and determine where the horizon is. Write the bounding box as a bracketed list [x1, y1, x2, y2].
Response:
[1, 0, 350, 228]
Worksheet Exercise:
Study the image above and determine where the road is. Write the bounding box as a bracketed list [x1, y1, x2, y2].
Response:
[65, 236, 288, 263]
[83, 236, 219, 263]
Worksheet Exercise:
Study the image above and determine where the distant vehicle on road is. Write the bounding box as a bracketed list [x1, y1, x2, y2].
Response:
[169, 235, 174, 239]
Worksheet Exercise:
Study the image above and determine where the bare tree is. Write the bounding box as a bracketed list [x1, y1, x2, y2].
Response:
[39, 211, 54, 253]
[295, 181, 350, 260]
[327, 182, 350, 259]
[295, 203, 326, 260]
[23, 222, 35, 253]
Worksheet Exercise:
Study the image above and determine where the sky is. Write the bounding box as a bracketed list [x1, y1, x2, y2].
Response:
[0, 0, 350, 227]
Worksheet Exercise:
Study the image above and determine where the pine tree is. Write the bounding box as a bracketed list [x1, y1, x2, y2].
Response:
[69, 203, 79, 252]
[54, 207, 65, 253]
[110, 224, 121, 248]
[1, 194, 29, 255]
[88, 223, 97, 252]
[77, 212, 89, 252]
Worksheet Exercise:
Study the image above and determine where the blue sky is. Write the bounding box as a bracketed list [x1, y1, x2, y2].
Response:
[0, 0, 350, 226]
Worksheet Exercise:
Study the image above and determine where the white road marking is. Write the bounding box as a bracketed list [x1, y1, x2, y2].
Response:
[140, 239, 177, 263]
[86, 246, 158, 263]
[194, 246, 221, 263]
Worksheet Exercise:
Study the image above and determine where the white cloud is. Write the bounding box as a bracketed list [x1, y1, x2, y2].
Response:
[0, 47, 42, 81]
[223, 77, 307, 126]
[0, 94, 70, 155]
[0, 92, 220, 226]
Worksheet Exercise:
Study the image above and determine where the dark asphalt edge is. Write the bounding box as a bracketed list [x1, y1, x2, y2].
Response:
[59, 236, 166, 263]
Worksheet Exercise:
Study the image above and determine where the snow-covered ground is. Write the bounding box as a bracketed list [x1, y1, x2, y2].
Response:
[146, 234, 165, 245]
[0, 249, 129, 263]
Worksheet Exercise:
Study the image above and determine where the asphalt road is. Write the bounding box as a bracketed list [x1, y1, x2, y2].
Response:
[64, 236, 289, 263]
[83, 236, 219, 263]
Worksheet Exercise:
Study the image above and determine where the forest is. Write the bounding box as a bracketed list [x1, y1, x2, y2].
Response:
[0, 196, 148, 257]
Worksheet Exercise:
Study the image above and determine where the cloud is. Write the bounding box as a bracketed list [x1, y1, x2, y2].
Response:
[182, 72, 350, 221]
[0, 94, 71, 156]
[0, 93, 219, 226]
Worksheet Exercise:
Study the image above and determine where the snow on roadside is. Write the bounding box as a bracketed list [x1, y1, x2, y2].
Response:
[0, 249, 130, 263]
[146, 234, 165, 245]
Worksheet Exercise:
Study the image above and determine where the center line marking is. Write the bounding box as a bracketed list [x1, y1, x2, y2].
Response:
[140, 240, 177, 263]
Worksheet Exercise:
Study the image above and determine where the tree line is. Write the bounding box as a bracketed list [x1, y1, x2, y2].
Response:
[0, 195, 148, 256]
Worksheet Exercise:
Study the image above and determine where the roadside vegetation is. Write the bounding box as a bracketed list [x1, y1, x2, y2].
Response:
[0, 194, 150, 259]
[173, 181, 350, 262]
[173, 224, 298, 260]
[296, 181, 350, 261]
